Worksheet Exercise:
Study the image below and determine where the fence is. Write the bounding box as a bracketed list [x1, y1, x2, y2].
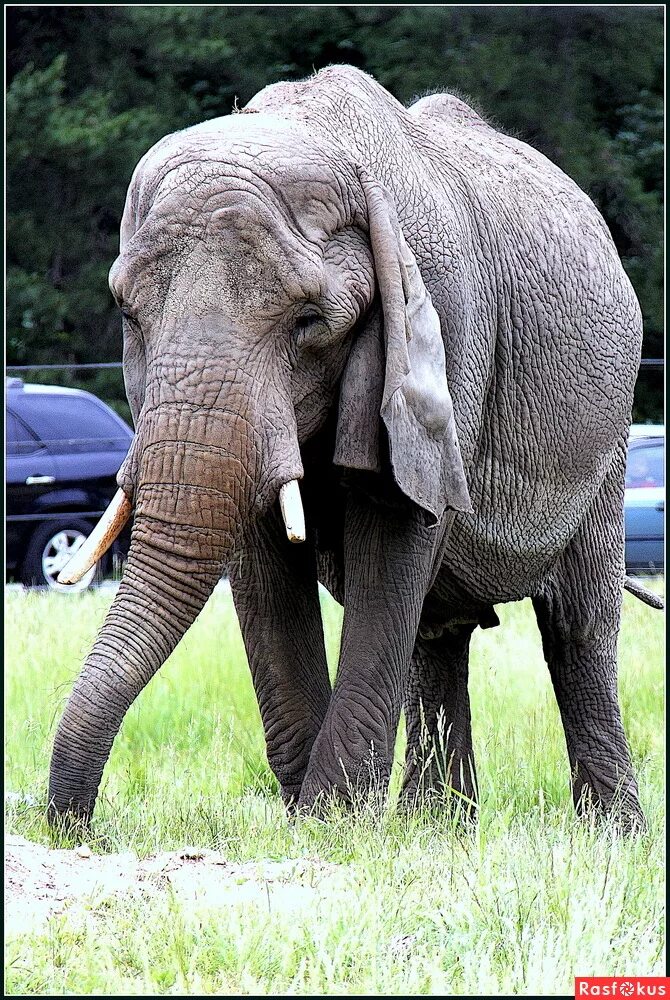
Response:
[7, 360, 665, 371]
[6, 359, 665, 423]
[6, 362, 130, 424]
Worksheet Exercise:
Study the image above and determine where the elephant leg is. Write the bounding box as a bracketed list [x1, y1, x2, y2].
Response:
[229, 505, 332, 809]
[532, 469, 645, 831]
[400, 624, 477, 815]
[299, 491, 435, 811]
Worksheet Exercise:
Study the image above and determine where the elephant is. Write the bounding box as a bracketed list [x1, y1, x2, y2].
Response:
[48, 66, 659, 832]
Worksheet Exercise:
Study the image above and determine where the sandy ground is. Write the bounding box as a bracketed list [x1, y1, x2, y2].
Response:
[5, 835, 345, 938]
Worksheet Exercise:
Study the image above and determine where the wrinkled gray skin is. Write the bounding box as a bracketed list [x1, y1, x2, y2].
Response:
[49, 67, 646, 830]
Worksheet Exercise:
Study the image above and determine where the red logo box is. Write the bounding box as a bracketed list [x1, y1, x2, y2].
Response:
[575, 979, 670, 998]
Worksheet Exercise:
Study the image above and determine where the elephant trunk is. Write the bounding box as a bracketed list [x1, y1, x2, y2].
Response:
[48, 370, 303, 824]
[47, 493, 234, 823]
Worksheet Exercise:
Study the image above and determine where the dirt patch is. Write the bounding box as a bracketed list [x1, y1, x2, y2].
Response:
[6, 835, 344, 937]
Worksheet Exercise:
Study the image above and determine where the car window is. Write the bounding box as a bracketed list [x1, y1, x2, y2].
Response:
[13, 394, 130, 454]
[6, 408, 43, 455]
[625, 442, 664, 488]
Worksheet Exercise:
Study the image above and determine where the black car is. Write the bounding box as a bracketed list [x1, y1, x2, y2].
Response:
[6, 378, 134, 591]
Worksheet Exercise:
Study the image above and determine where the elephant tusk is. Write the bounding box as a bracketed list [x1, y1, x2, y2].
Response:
[57, 489, 132, 585]
[279, 480, 306, 543]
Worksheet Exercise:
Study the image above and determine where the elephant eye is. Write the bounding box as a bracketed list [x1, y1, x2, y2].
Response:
[295, 311, 321, 330]
[294, 309, 325, 346]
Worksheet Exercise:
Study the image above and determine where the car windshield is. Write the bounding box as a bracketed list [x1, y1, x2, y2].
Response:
[625, 441, 664, 489]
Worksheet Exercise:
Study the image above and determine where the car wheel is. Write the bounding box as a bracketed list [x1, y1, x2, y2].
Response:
[19, 518, 104, 593]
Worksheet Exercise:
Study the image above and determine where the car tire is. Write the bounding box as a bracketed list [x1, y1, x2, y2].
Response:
[19, 518, 106, 592]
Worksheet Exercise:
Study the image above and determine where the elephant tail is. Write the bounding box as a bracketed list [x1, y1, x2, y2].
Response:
[624, 575, 664, 610]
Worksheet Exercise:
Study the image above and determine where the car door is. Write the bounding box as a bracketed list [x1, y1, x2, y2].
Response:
[46, 394, 132, 503]
[6, 408, 59, 512]
[6, 408, 59, 560]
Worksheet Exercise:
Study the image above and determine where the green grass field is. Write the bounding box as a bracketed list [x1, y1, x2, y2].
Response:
[5, 581, 665, 995]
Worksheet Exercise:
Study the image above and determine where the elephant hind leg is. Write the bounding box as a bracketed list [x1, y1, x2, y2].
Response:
[400, 624, 478, 819]
[532, 473, 645, 832]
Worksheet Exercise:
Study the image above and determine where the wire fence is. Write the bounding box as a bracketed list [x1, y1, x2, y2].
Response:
[7, 363, 123, 371]
[6, 359, 665, 424]
[6, 360, 665, 371]
[6, 362, 132, 424]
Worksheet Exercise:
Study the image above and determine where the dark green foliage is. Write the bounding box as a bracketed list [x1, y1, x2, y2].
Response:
[7, 7, 662, 419]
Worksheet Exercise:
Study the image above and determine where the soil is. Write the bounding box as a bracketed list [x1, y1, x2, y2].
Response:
[5, 835, 344, 937]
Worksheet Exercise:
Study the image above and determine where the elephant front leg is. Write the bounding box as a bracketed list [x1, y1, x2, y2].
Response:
[229, 506, 332, 809]
[298, 492, 435, 811]
[400, 624, 478, 817]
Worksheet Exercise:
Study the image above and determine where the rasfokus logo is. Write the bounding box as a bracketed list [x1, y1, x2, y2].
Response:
[575, 978, 670, 997]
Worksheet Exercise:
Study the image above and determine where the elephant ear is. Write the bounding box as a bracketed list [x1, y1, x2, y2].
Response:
[334, 173, 472, 524]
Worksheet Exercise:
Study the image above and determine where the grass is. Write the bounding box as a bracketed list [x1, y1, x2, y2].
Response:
[4, 580, 665, 995]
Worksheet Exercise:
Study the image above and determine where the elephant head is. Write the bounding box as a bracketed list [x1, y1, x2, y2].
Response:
[48, 106, 471, 823]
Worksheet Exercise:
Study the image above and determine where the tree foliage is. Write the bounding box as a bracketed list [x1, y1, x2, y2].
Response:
[7, 6, 663, 418]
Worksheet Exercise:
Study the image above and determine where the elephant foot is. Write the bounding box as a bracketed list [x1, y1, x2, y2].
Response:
[399, 749, 478, 823]
[297, 746, 393, 817]
[571, 762, 646, 834]
[279, 785, 303, 817]
[267, 759, 313, 816]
